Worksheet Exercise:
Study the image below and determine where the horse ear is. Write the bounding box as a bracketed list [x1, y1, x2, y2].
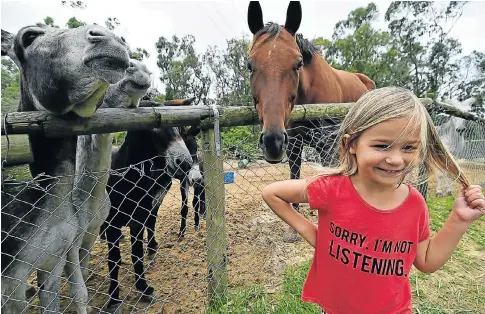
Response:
[248, 1, 264, 35]
[183, 96, 196, 106]
[285, 1, 302, 36]
[14, 26, 45, 62]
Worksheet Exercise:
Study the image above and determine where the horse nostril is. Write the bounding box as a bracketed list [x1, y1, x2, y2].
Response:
[259, 133, 265, 149]
[283, 131, 289, 147]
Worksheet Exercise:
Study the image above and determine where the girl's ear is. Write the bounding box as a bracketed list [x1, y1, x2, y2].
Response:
[343, 134, 356, 154]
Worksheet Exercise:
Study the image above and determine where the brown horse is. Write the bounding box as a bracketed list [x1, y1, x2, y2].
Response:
[247, 1, 375, 163]
[247, 1, 375, 242]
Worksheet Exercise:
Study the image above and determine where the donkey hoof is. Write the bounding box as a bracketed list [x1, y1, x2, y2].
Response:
[101, 302, 122, 313]
[447, 191, 452, 196]
[282, 227, 299, 243]
[436, 192, 443, 198]
[140, 291, 157, 303]
[26, 285, 37, 299]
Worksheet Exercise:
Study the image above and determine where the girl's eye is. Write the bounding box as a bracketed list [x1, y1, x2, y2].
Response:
[374, 145, 390, 150]
[403, 146, 416, 152]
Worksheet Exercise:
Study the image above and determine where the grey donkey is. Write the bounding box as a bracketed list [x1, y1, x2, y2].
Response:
[1, 25, 130, 314]
[72, 59, 152, 284]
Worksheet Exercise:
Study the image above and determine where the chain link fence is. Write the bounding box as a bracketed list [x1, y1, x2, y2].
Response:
[2, 102, 484, 313]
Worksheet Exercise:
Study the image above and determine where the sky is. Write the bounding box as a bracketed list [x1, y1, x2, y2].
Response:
[1, 0, 484, 92]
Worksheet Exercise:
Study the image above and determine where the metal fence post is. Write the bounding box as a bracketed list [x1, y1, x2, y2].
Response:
[201, 126, 227, 304]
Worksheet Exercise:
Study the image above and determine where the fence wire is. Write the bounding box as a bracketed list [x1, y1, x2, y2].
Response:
[1, 108, 484, 313]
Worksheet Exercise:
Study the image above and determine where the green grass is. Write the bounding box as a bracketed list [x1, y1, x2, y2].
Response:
[207, 194, 485, 313]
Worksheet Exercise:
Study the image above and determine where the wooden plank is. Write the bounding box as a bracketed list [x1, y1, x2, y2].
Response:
[201, 127, 227, 303]
[2, 99, 483, 137]
[1, 134, 33, 167]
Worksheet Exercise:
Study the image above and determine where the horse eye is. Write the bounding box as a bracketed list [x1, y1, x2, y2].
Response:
[296, 59, 303, 70]
[247, 60, 253, 72]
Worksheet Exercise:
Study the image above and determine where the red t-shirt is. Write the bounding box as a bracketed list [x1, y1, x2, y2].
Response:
[303, 175, 430, 314]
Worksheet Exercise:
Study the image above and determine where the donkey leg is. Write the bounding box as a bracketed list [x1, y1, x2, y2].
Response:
[445, 176, 453, 196]
[194, 182, 206, 220]
[104, 225, 123, 311]
[179, 179, 189, 239]
[64, 247, 89, 314]
[283, 136, 303, 243]
[129, 224, 155, 300]
[37, 258, 65, 314]
[145, 211, 159, 257]
[1, 271, 29, 314]
[436, 172, 444, 197]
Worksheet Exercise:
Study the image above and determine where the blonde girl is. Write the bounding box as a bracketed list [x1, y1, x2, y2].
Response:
[262, 87, 484, 313]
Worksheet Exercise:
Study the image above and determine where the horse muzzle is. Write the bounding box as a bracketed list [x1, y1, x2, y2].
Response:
[259, 130, 288, 164]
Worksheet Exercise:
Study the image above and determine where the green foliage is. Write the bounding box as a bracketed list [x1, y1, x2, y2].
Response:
[221, 126, 260, 160]
[112, 131, 127, 146]
[44, 16, 59, 28]
[131, 48, 150, 61]
[316, 3, 411, 88]
[105, 17, 120, 31]
[206, 285, 270, 314]
[156, 35, 211, 105]
[385, 1, 467, 97]
[1, 57, 20, 114]
[152, 94, 166, 103]
[205, 37, 252, 106]
[66, 17, 86, 28]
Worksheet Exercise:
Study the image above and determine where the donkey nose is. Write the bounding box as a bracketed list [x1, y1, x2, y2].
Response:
[86, 26, 110, 42]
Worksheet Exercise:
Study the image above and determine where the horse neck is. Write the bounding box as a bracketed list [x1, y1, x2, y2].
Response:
[297, 56, 340, 104]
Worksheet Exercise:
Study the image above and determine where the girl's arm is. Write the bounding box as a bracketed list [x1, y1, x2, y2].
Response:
[261, 179, 318, 247]
[414, 185, 485, 273]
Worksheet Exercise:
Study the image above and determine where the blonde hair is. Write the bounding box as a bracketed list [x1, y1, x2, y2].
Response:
[310, 86, 469, 188]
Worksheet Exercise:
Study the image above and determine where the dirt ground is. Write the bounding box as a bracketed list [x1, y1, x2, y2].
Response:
[25, 160, 485, 313]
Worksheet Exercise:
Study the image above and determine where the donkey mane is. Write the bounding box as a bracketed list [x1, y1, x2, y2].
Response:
[251, 22, 319, 65]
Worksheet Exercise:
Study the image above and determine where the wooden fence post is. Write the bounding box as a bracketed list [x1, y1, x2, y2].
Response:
[201, 126, 227, 304]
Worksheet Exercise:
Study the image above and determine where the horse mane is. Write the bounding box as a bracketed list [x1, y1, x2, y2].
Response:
[251, 22, 320, 65]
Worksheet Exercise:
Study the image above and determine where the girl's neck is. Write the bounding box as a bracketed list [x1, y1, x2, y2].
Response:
[350, 173, 409, 211]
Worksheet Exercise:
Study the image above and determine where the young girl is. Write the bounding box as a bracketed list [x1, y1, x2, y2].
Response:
[262, 87, 485, 313]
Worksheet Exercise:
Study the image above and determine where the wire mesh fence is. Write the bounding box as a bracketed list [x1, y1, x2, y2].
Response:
[1, 102, 485, 313]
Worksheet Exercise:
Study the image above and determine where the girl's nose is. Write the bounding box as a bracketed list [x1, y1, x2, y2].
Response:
[385, 152, 404, 165]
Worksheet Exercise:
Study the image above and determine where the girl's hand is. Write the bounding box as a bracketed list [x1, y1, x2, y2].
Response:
[452, 185, 485, 222]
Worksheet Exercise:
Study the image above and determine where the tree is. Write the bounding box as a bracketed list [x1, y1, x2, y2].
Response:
[1, 57, 20, 114]
[66, 17, 86, 28]
[105, 17, 120, 31]
[205, 37, 251, 106]
[385, 1, 467, 98]
[61, 1, 86, 9]
[314, 3, 410, 88]
[441, 51, 484, 116]
[156, 35, 211, 105]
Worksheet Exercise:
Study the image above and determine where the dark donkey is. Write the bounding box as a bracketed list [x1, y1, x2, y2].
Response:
[102, 102, 193, 312]
[145, 99, 206, 256]
[147, 124, 206, 251]
[247, 1, 375, 241]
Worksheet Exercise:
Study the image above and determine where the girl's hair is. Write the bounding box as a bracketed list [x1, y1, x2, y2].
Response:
[310, 86, 469, 188]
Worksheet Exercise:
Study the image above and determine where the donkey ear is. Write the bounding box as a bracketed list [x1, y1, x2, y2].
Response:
[14, 26, 46, 62]
[248, 1, 264, 35]
[285, 1, 302, 36]
[187, 125, 201, 137]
